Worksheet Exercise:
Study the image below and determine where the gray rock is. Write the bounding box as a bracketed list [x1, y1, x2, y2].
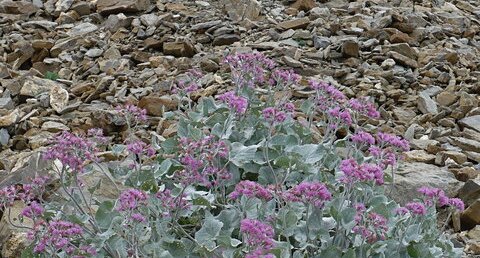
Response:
[104, 13, 132, 32]
[85, 48, 104, 58]
[418, 92, 438, 114]
[140, 13, 160, 27]
[212, 34, 241, 46]
[223, 0, 261, 22]
[460, 115, 480, 133]
[0, 98, 14, 109]
[20, 77, 63, 97]
[67, 23, 98, 37]
[451, 137, 480, 153]
[96, 0, 150, 15]
[0, 129, 9, 146]
[390, 162, 462, 205]
[55, 0, 73, 13]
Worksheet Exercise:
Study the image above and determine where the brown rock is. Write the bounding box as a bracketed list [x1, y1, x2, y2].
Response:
[163, 42, 196, 58]
[450, 137, 480, 153]
[437, 91, 458, 106]
[341, 40, 359, 58]
[0, 109, 20, 127]
[32, 40, 54, 50]
[290, 0, 316, 11]
[451, 167, 479, 182]
[0, 0, 38, 15]
[96, 0, 149, 15]
[404, 150, 435, 163]
[435, 151, 468, 165]
[277, 17, 310, 30]
[459, 178, 480, 206]
[212, 34, 241, 46]
[389, 51, 418, 68]
[461, 199, 480, 230]
[138, 96, 178, 116]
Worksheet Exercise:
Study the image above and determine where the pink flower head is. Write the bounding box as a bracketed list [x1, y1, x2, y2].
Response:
[116, 189, 148, 211]
[351, 131, 375, 146]
[448, 198, 465, 211]
[177, 136, 230, 188]
[155, 188, 190, 217]
[126, 140, 155, 157]
[224, 52, 276, 89]
[348, 98, 380, 119]
[217, 91, 248, 114]
[43, 131, 98, 172]
[405, 202, 427, 215]
[353, 211, 388, 243]
[116, 104, 147, 124]
[270, 69, 300, 88]
[240, 219, 275, 256]
[229, 181, 273, 201]
[340, 159, 384, 185]
[31, 220, 85, 254]
[376, 132, 410, 151]
[0, 185, 18, 208]
[262, 107, 291, 124]
[21, 201, 44, 219]
[283, 182, 331, 208]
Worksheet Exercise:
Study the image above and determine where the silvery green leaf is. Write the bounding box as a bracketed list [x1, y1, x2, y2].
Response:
[229, 142, 259, 166]
[194, 213, 223, 251]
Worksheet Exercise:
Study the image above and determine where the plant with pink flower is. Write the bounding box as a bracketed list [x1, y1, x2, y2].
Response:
[240, 218, 275, 257]
[228, 180, 273, 201]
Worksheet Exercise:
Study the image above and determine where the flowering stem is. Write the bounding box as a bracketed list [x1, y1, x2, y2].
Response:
[441, 210, 453, 232]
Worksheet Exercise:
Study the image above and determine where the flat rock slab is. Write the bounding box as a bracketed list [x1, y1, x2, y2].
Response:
[389, 162, 462, 205]
[96, 0, 149, 15]
[460, 115, 480, 133]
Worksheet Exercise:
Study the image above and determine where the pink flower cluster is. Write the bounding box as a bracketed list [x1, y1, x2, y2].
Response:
[418, 186, 464, 211]
[228, 180, 273, 201]
[309, 80, 346, 107]
[21, 201, 44, 219]
[269, 69, 300, 88]
[126, 140, 155, 157]
[405, 202, 427, 215]
[376, 132, 410, 152]
[87, 128, 108, 145]
[177, 136, 231, 188]
[350, 131, 375, 146]
[283, 182, 332, 208]
[224, 52, 275, 89]
[43, 131, 98, 172]
[29, 220, 95, 256]
[116, 189, 149, 223]
[327, 106, 352, 127]
[0, 185, 18, 208]
[353, 204, 388, 243]
[172, 69, 202, 95]
[262, 102, 295, 124]
[155, 189, 190, 217]
[365, 132, 409, 168]
[116, 104, 147, 125]
[217, 91, 248, 114]
[340, 159, 384, 185]
[348, 98, 381, 119]
[240, 219, 275, 258]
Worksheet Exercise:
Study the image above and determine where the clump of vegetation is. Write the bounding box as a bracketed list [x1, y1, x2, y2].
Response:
[1, 52, 463, 258]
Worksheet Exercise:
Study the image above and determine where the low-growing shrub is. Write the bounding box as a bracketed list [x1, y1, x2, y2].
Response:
[1, 53, 463, 258]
